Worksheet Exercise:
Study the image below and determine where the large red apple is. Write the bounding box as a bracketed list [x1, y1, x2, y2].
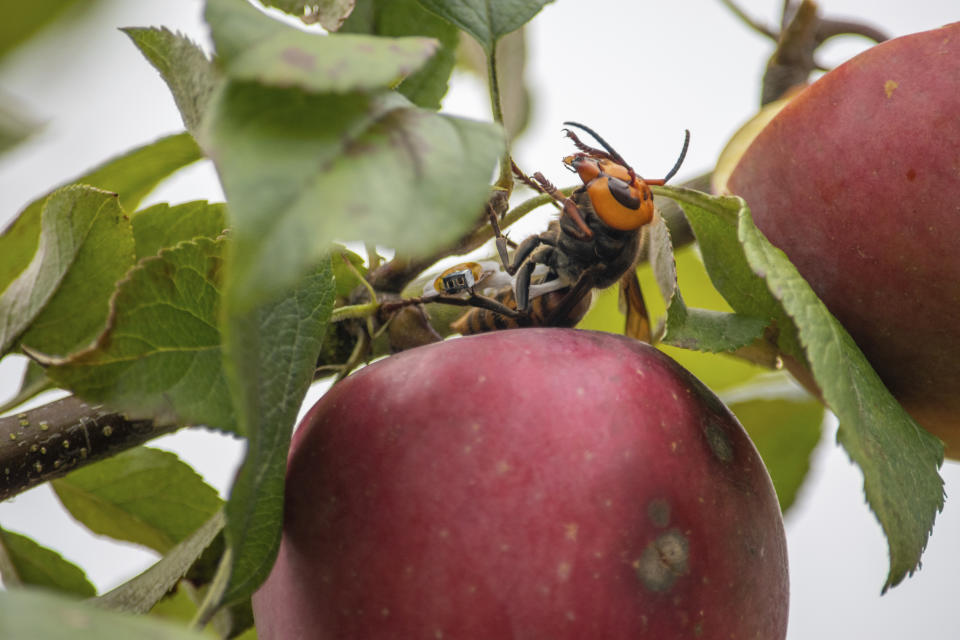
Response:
[252, 329, 788, 639]
[726, 23, 960, 453]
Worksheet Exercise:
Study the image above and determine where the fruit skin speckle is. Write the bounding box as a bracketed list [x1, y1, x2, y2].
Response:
[253, 329, 788, 639]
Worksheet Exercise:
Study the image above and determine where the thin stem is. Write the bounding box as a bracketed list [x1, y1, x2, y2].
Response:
[329, 302, 379, 323]
[815, 18, 887, 45]
[719, 0, 778, 40]
[780, 0, 793, 33]
[487, 43, 514, 192]
[342, 254, 377, 304]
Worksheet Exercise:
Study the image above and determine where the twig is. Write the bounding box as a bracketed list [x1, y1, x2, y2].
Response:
[718, 0, 889, 105]
[1, 396, 176, 501]
[719, 0, 778, 40]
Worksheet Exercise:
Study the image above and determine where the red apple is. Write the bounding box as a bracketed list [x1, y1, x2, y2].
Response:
[726, 23, 960, 453]
[252, 329, 788, 639]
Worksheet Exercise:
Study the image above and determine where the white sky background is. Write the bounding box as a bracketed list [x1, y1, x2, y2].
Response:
[0, 1, 958, 638]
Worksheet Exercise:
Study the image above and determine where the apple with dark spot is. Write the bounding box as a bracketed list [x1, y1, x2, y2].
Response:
[725, 22, 960, 454]
[252, 329, 788, 638]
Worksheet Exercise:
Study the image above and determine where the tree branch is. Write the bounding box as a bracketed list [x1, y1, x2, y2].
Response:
[1, 396, 177, 501]
[719, 0, 888, 105]
[0, 171, 710, 502]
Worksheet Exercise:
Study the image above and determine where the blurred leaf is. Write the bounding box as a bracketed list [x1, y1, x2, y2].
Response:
[219, 259, 335, 606]
[52, 447, 222, 554]
[146, 584, 206, 627]
[201, 84, 502, 311]
[0, 132, 202, 295]
[712, 94, 792, 194]
[0, 587, 209, 640]
[0, 92, 42, 153]
[0, 187, 133, 358]
[659, 343, 773, 396]
[0, 528, 96, 597]
[0, 360, 53, 415]
[331, 246, 366, 297]
[123, 28, 219, 135]
[260, 0, 356, 31]
[210, 598, 255, 640]
[342, 0, 459, 109]
[577, 285, 622, 334]
[722, 378, 824, 513]
[36, 238, 234, 430]
[205, 0, 437, 92]
[0, 0, 84, 60]
[131, 201, 227, 261]
[95, 511, 225, 614]
[415, 0, 553, 53]
[736, 199, 945, 591]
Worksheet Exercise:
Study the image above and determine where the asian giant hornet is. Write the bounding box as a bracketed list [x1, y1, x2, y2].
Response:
[451, 122, 690, 335]
[449, 283, 593, 334]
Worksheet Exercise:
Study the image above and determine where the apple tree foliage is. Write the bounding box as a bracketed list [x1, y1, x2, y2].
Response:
[0, 0, 947, 637]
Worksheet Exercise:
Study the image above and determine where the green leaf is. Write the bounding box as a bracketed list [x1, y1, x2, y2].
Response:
[0, 132, 202, 295]
[657, 188, 780, 320]
[664, 306, 769, 353]
[95, 510, 225, 614]
[737, 201, 945, 591]
[415, 0, 553, 52]
[656, 186, 803, 362]
[0, 587, 209, 640]
[342, 0, 459, 109]
[51, 447, 223, 554]
[579, 244, 773, 394]
[656, 185, 946, 589]
[0, 528, 96, 597]
[123, 28, 219, 135]
[35, 237, 233, 430]
[331, 246, 367, 298]
[205, 0, 437, 93]
[0, 0, 84, 60]
[131, 201, 227, 262]
[201, 84, 502, 310]
[0, 93, 42, 153]
[261, 0, 356, 31]
[722, 377, 824, 513]
[219, 259, 335, 606]
[147, 578, 253, 639]
[648, 245, 777, 392]
[647, 213, 767, 353]
[145, 584, 202, 626]
[0, 186, 134, 358]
